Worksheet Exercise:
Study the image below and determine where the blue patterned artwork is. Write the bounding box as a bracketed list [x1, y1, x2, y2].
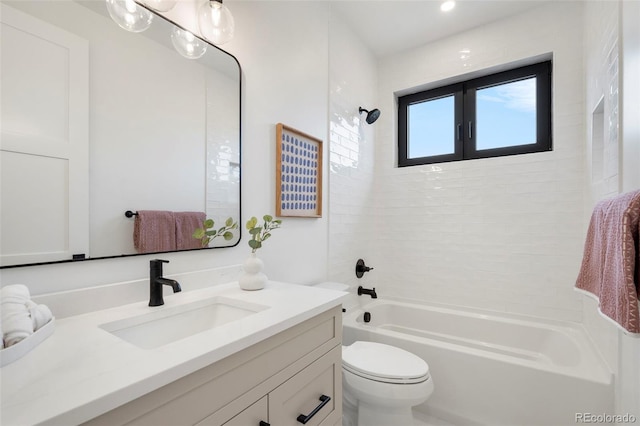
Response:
[276, 124, 323, 217]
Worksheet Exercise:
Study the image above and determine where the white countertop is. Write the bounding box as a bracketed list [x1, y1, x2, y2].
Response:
[0, 281, 347, 426]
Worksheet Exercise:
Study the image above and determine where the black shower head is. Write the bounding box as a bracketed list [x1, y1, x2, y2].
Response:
[359, 107, 381, 124]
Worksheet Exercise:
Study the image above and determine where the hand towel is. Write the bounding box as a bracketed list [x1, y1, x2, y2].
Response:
[175, 211, 206, 250]
[1, 284, 31, 303]
[575, 190, 640, 333]
[1, 285, 34, 347]
[133, 210, 177, 253]
[26, 300, 53, 331]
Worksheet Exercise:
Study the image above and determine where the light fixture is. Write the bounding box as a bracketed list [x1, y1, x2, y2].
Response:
[198, 0, 235, 45]
[359, 107, 381, 124]
[440, 1, 455, 12]
[171, 27, 208, 59]
[105, 0, 153, 33]
[140, 0, 176, 12]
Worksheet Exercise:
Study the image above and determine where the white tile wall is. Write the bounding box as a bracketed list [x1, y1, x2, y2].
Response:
[369, 2, 586, 322]
[327, 14, 378, 290]
[582, 0, 621, 373]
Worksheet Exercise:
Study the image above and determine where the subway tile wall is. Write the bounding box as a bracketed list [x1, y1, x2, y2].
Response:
[327, 16, 378, 290]
[369, 2, 587, 322]
[582, 0, 621, 377]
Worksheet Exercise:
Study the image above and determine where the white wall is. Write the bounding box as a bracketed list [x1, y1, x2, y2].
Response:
[372, 1, 585, 322]
[0, 0, 332, 294]
[327, 12, 378, 291]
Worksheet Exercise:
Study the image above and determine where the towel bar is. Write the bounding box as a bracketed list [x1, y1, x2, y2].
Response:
[125, 210, 138, 218]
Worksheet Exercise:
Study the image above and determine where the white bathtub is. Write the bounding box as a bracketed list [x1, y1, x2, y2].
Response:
[342, 298, 613, 425]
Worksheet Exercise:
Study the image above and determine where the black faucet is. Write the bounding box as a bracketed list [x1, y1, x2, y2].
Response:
[357, 286, 377, 299]
[149, 259, 182, 306]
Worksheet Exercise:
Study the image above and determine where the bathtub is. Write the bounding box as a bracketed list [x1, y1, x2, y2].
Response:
[342, 298, 613, 426]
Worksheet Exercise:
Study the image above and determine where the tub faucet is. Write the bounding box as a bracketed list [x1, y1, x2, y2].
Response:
[149, 259, 181, 307]
[358, 286, 377, 299]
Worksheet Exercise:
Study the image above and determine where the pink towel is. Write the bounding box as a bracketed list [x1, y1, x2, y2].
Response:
[175, 211, 206, 250]
[133, 210, 176, 253]
[575, 190, 640, 333]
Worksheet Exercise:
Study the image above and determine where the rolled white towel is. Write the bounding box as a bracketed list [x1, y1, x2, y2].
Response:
[2, 303, 33, 347]
[1, 284, 31, 303]
[26, 300, 53, 331]
[2, 284, 34, 347]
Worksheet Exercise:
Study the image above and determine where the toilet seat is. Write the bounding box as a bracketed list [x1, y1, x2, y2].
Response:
[342, 341, 430, 384]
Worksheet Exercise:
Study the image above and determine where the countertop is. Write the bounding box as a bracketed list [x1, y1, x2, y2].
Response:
[0, 281, 347, 425]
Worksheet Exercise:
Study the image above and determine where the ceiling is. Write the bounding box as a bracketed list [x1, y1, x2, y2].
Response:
[330, 0, 553, 57]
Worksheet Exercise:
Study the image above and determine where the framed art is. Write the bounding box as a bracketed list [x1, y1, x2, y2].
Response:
[276, 123, 323, 218]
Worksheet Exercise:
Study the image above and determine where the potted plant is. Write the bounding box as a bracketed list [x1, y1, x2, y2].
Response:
[239, 215, 282, 290]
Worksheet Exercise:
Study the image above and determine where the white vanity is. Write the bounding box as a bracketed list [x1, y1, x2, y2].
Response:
[1, 281, 346, 426]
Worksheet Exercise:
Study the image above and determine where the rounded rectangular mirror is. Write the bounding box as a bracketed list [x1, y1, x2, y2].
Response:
[0, 0, 241, 268]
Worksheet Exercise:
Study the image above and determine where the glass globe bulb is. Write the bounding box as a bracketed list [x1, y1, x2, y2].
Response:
[141, 0, 177, 12]
[171, 27, 208, 60]
[105, 0, 153, 33]
[198, 0, 235, 45]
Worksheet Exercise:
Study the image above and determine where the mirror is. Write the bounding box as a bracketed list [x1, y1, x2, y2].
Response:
[0, 0, 241, 268]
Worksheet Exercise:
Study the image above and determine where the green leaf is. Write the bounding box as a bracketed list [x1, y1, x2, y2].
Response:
[249, 227, 262, 235]
[203, 218, 214, 229]
[192, 228, 205, 239]
[205, 230, 217, 236]
[246, 217, 258, 229]
[263, 214, 273, 222]
[262, 233, 271, 240]
[225, 217, 234, 227]
[223, 231, 234, 240]
[248, 240, 260, 249]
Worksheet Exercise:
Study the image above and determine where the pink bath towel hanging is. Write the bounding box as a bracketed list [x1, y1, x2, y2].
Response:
[575, 190, 640, 333]
[133, 210, 176, 254]
[175, 211, 206, 250]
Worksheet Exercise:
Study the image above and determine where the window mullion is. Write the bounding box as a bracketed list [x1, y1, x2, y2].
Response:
[462, 85, 476, 159]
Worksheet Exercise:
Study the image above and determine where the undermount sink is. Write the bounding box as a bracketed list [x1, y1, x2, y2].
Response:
[99, 296, 268, 349]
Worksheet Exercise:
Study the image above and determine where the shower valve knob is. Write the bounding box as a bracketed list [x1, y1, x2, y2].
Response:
[355, 259, 373, 278]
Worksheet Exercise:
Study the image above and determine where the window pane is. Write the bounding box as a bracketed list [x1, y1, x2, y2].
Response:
[476, 77, 536, 150]
[408, 95, 454, 158]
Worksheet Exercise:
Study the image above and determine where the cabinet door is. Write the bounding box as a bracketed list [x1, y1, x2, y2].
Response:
[269, 346, 342, 426]
[197, 395, 268, 426]
[1, 3, 89, 266]
[223, 396, 268, 426]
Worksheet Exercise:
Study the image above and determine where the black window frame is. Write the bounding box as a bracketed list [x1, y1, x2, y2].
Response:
[398, 60, 552, 167]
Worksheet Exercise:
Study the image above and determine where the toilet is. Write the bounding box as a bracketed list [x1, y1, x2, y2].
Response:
[313, 282, 434, 425]
[341, 341, 434, 426]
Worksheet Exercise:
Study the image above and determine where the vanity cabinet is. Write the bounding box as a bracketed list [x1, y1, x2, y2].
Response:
[83, 306, 342, 426]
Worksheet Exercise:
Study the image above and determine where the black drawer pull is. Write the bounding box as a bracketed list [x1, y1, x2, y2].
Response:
[296, 395, 331, 424]
[259, 422, 270, 426]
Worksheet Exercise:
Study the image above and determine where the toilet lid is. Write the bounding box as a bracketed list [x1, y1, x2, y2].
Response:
[342, 341, 429, 384]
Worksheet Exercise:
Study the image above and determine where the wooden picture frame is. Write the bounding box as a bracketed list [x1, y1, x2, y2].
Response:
[276, 123, 323, 218]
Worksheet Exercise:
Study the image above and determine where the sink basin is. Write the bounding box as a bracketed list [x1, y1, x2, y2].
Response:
[100, 296, 268, 349]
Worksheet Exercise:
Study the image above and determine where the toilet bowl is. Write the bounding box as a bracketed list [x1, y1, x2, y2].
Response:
[341, 341, 434, 426]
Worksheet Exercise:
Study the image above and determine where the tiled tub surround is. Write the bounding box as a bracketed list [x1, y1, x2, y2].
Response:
[1, 277, 346, 425]
[343, 298, 613, 425]
[368, 2, 586, 323]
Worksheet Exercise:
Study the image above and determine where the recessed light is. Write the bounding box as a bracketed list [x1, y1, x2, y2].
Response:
[441, 1, 455, 12]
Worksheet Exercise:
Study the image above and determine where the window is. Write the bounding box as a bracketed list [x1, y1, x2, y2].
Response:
[398, 61, 551, 167]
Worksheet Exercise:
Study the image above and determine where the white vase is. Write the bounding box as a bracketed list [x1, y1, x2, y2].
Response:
[238, 253, 267, 290]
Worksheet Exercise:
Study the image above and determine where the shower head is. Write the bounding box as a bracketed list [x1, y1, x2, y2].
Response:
[359, 107, 381, 124]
